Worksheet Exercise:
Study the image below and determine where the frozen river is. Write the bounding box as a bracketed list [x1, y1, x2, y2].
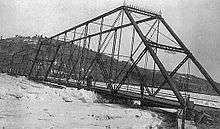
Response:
[0, 74, 161, 129]
[0, 74, 198, 129]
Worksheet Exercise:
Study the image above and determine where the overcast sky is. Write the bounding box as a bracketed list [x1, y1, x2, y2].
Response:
[0, 0, 220, 82]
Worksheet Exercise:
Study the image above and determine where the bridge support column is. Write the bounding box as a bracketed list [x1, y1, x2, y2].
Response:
[140, 84, 144, 107]
[176, 95, 195, 129]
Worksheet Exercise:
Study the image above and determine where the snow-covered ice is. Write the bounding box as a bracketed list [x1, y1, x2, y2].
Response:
[0, 73, 163, 129]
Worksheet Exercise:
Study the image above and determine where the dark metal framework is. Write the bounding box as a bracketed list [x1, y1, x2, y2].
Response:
[28, 5, 220, 109]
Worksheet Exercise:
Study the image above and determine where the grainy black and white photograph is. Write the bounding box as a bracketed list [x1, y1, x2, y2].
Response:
[0, 0, 220, 128]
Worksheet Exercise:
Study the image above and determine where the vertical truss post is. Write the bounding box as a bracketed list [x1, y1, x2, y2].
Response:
[67, 29, 85, 82]
[44, 35, 62, 80]
[151, 19, 160, 93]
[116, 10, 124, 77]
[85, 37, 91, 71]
[28, 36, 43, 78]
[79, 24, 89, 82]
[81, 36, 92, 81]
[95, 17, 113, 89]
[44, 45, 61, 80]
[76, 30, 84, 82]
[67, 30, 77, 67]
[160, 18, 220, 96]
[98, 18, 104, 52]
[88, 37, 91, 49]
[130, 27, 135, 57]
[124, 7, 185, 106]
[69, 29, 77, 61]
[58, 34, 68, 80]
[109, 30, 117, 83]
[66, 29, 77, 81]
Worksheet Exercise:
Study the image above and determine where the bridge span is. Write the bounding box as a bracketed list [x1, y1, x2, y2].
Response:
[5, 5, 220, 128]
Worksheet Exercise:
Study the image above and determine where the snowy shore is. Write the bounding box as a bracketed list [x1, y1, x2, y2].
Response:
[0, 74, 162, 129]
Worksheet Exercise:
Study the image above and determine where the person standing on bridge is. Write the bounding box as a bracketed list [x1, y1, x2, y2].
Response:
[86, 75, 93, 87]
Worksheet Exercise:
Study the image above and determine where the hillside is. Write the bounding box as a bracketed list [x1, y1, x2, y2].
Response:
[0, 36, 219, 95]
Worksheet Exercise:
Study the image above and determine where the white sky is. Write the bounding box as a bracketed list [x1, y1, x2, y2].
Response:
[0, 0, 220, 82]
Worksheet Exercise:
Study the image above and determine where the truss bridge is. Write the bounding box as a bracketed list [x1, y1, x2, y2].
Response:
[8, 5, 220, 127]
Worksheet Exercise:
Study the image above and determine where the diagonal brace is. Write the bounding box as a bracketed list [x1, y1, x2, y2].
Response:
[115, 48, 148, 91]
[130, 58, 152, 95]
[124, 7, 185, 107]
[160, 17, 220, 96]
[152, 55, 189, 96]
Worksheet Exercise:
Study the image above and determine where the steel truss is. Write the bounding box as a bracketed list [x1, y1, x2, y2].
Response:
[28, 5, 220, 110]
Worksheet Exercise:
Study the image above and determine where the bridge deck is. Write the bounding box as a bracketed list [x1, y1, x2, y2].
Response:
[31, 77, 220, 110]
